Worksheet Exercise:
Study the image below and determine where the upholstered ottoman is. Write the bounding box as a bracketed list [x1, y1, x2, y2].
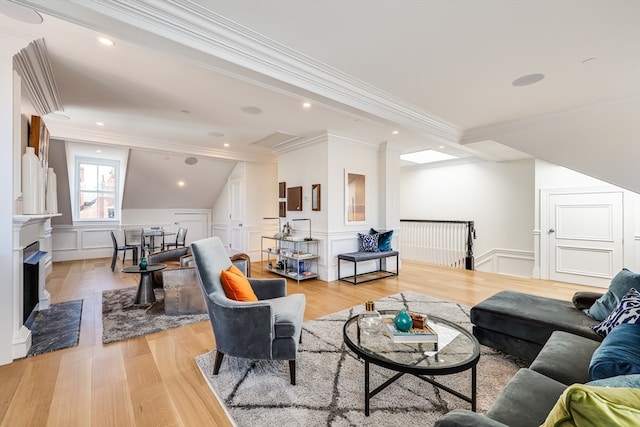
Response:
[471, 291, 602, 362]
[163, 268, 206, 315]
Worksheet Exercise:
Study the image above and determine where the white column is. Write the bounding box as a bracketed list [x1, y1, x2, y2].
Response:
[0, 30, 32, 365]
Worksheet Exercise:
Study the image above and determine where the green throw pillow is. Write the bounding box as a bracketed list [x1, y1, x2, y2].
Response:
[541, 384, 640, 427]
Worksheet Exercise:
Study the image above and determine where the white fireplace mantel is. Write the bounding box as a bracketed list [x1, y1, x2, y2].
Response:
[10, 213, 60, 359]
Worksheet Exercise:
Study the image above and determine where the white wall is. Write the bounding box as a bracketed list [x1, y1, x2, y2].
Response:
[400, 158, 536, 277]
[210, 161, 278, 257]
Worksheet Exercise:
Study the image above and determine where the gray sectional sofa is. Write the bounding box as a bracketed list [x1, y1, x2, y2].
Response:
[436, 268, 640, 426]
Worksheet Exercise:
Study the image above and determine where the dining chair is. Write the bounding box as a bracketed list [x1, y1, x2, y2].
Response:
[165, 227, 188, 250]
[110, 231, 138, 271]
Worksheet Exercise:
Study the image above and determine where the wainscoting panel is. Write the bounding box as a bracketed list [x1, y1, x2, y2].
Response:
[475, 249, 534, 278]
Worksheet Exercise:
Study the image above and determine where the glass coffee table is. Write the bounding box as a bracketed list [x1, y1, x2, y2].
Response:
[343, 309, 480, 416]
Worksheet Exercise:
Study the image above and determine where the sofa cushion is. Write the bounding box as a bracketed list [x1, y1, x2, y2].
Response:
[530, 331, 601, 385]
[588, 374, 640, 388]
[586, 268, 640, 321]
[485, 368, 567, 427]
[220, 265, 258, 302]
[471, 291, 600, 348]
[357, 232, 379, 252]
[592, 288, 640, 336]
[589, 323, 640, 381]
[540, 384, 640, 427]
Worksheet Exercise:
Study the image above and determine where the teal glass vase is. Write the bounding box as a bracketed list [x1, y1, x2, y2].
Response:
[394, 308, 413, 332]
[139, 257, 148, 270]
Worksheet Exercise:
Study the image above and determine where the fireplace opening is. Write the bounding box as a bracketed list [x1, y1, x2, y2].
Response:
[23, 241, 46, 324]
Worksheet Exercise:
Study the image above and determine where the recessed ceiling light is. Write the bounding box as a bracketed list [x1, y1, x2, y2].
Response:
[178, 181, 185, 187]
[400, 150, 457, 164]
[96, 150, 102, 153]
[241, 106, 263, 115]
[96, 122, 104, 126]
[185, 157, 198, 165]
[223, 143, 230, 147]
[392, 130, 399, 135]
[98, 37, 115, 46]
[512, 73, 545, 87]
[207, 131, 224, 137]
[302, 102, 311, 109]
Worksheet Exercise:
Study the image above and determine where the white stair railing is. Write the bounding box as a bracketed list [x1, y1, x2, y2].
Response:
[400, 220, 476, 269]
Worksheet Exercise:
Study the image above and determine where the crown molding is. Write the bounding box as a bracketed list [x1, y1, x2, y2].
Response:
[12, 38, 62, 116]
[47, 121, 276, 164]
[17, 0, 462, 143]
[461, 94, 640, 144]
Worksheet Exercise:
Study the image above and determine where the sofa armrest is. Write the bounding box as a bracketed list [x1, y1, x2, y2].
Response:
[148, 247, 191, 264]
[435, 410, 508, 427]
[572, 291, 604, 310]
[230, 253, 251, 277]
[249, 277, 287, 300]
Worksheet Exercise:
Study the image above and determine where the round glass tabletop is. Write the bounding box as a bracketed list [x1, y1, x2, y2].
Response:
[343, 309, 480, 376]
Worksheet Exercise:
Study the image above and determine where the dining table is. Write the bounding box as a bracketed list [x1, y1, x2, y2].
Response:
[144, 228, 176, 253]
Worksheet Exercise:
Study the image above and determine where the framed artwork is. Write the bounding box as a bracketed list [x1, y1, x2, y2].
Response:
[312, 184, 321, 211]
[279, 201, 286, 217]
[287, 186, 303, 211]
[29, 115, 49, 169]
[279, 182, 286, 198]
[345, 170, 365, 223]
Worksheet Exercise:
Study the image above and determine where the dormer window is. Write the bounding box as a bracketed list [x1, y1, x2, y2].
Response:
[75, 157, 118, 221]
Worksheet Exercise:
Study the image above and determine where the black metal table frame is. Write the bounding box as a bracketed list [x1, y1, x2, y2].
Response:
[343, 314, 479, 416]
[337, 251, 399, 285]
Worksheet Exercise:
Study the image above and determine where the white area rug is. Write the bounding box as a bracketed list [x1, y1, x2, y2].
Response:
[195, 291, 524, 426]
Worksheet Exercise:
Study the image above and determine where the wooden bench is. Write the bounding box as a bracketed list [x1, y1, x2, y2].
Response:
[337, 250, 399, 285]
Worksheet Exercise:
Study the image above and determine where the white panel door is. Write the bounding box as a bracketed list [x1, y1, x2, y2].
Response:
[548, 191, 623, 287]
[173, 212, 209, 246]
[229, 176, 245, 251]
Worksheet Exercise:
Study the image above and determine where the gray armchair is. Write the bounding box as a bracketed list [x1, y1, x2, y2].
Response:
[190, 236, 306, 385]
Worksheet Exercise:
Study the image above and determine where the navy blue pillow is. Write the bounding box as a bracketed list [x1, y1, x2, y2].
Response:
[369, 228, 393, 251]
[589, 323, 640, 381]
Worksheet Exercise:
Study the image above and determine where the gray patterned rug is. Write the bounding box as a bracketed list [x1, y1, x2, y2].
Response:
[102, 287, 208, 344]
[195, 291, 525, 426]
[27, 299, 83, 357]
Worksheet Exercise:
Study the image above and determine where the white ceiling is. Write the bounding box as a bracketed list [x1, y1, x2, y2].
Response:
[2, 0, 639, 198]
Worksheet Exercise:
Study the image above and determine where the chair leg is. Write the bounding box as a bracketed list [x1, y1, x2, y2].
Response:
[289, 360, 296, 385]
[122, 250, 126, 266]
[111, 250, 117, 271]
[213, 350, 225, 375]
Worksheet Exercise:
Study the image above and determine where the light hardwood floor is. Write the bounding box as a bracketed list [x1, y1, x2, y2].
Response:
[0, 258, 599, 426]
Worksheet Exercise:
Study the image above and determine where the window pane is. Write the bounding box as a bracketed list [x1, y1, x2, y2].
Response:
[79, 191, 115, 219]
[79, 163, 97, 191]
[98, 165, 116, 192]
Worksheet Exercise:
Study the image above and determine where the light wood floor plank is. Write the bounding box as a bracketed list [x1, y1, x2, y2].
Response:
[0, 257, 599, 426]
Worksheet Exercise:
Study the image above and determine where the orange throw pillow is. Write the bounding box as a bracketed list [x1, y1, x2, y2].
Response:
[220, 264, 258, 302]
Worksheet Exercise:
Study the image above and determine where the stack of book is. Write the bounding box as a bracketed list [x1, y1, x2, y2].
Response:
[383, 317, 438, 344]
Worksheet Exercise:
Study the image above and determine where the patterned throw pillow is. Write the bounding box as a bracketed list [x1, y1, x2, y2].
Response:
[592, 288, 640, 336]
[358, 233, 379, 252]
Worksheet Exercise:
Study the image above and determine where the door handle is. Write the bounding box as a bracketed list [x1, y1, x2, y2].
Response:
[549, 228, 555, 233]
